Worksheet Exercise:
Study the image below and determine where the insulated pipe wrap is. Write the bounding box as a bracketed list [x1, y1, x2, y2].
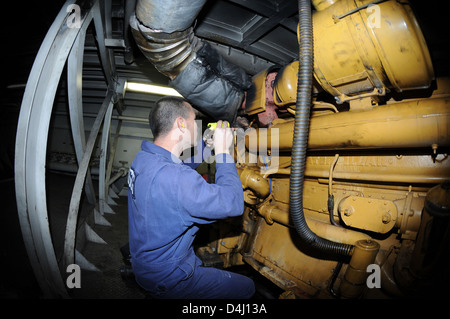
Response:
[130, 15, 200, 79]
[131, 0, 252, 122]
[170, 42, 250, 122]
[289, 0, 354, 259]
[136, 0, 207, 33]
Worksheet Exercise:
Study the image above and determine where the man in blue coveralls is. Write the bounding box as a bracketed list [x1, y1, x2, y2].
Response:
[128, 96, 255, 298]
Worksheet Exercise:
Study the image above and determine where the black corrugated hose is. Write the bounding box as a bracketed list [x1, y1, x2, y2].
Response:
[289, 0, 354, 259]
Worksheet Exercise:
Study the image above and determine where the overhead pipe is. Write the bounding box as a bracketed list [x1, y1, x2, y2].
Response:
[123, 0, 137, 64]
[289, 0, 354, 259]
[130, 0, 252, 122]
[135, 0, 206, 33]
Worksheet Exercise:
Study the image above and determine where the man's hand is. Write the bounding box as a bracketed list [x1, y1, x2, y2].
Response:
[203, 129, 214, 149]
[213, 120, 234, 155]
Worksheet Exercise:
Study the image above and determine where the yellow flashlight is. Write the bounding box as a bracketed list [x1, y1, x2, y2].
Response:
[207, 122, 230, 130]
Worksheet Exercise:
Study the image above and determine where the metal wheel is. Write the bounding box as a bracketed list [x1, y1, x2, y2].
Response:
[14, 0, 121, 298]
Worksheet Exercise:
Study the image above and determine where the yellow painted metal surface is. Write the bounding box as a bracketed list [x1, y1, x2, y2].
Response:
[340, 239, 380, 298]
[258, 201, 372, 244]
[312, 0, 434, 103]
[273, 61, 299, 106]
[245, 69, 269, 115]
[246, 97, 450, 152]
[339, 196, 398, 233]
[312, 0, 338, 11]
[237, 166, 270, 198]
[209, 0, 449, 298]
[243, 219, 342, 298]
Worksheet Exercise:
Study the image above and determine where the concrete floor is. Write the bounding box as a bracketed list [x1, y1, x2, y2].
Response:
[70, 195, 148, 299]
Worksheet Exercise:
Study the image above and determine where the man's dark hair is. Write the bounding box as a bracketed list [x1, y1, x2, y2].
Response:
[149, 96, 191, 139]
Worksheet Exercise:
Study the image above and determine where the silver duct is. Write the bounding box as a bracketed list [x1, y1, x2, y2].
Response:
[130, 0, 251, 122]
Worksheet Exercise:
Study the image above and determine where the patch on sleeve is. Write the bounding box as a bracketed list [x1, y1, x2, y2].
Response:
[128, 168, 136, 199]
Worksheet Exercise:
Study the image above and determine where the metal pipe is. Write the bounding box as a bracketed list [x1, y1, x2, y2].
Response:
[328, 154, 340, 226]
[339, 239, 380, 298]
[123, 0, 137, 64]
[237, 167, 271, 198]
[258, 204, 371, 245]
[256, 153, 449, 185]
[55, 111, 149, 123]
[246, 97, 450, 151]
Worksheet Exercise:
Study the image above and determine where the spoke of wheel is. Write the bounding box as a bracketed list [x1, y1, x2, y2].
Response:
[67, 19, 97, 206]
[63, 90, 114, 269]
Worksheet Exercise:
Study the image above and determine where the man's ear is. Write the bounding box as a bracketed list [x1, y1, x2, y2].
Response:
[176, 117, 186, 131]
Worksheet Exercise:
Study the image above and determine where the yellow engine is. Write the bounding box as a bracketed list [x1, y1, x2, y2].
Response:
[200, 0, 450, 298]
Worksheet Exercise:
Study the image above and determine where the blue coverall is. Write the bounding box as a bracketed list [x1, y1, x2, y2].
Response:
[128, 140, 255, 298]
